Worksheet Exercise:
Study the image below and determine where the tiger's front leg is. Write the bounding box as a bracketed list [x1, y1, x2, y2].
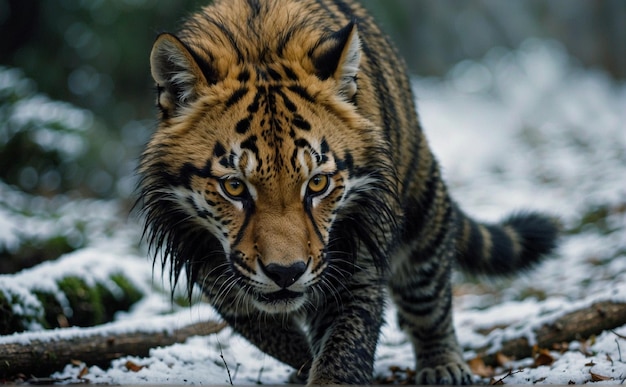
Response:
[390, 246, 474, 385]
[219, 311, 313, 376]
[305, 283, 385, 385]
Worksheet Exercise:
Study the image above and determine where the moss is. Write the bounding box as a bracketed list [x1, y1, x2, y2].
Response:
[0, 291, 25, 335]
[32, 290, 64, 329]
[1, 272, 145, 334]
[58, 276, 104, 327]
[0, 234, 78, 275]
[110, 273, 143, 306]
[57, 273, 145, 327]
[515, 287, 548, 302]
[568, 203, 625, 236]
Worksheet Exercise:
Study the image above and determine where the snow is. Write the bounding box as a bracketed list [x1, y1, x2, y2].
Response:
[1, 39, 625, 384]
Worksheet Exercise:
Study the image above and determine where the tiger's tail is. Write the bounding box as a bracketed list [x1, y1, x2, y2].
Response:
[454, 208, 560, 275]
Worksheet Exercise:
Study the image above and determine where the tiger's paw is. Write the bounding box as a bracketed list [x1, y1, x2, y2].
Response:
[415, 362, 474, 385]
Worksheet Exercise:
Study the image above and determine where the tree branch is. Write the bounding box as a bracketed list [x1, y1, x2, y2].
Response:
[0, 319, 226, 378]
[479, 301, 626, 366]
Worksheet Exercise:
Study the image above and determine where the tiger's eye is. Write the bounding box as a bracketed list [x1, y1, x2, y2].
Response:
[222, 177, 246, 198]
[307, 174, 329, 194]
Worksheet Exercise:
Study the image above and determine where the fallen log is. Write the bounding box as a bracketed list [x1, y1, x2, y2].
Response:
[0, 318, 226, 379]
[479, 300, 626, 366]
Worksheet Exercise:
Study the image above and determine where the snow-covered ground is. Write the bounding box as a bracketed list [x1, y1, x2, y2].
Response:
[1, 39, 625, 384]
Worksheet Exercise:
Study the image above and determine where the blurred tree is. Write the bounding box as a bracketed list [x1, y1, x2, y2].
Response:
[360, 0, 625, 79]
[1, 0, 206, 132]
[0, 67, 93, 196]
[2, 0, 622, 136]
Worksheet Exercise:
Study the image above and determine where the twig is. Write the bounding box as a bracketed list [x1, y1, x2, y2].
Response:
[218, 340, 233, 386]
[256, 364, 265, 384]
[490, 369, 523, 385]
[232, 362, 240, 382]
[611, 329, 626, 340]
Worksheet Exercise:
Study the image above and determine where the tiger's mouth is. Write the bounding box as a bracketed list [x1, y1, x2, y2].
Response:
[256, 289, 303, 303]
[253, 289, 306, 313]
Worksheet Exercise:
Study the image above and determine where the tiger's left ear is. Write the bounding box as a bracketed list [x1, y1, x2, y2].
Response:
[150, 33, 217, 118]
[310, 22, 361, 99]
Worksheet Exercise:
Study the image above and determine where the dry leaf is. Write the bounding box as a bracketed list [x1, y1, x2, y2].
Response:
[125, 360, 144, 372]
[496, 352, 513, 367]
[590, 371, 612, 382]
[77, 366, 89, 379]
[468, 356, 495, 378]
[533, 348, 555, 367]
[552, 342, 569, 353]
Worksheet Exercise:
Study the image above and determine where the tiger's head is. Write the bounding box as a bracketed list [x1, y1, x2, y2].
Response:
[139, 13, 397, 314]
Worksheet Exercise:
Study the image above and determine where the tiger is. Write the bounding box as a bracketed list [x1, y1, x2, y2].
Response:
[137, 0, 559, 384]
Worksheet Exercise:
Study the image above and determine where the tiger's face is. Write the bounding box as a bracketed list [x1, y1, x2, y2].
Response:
[142, 25, 394, 314]
[169, 87, 357, 313]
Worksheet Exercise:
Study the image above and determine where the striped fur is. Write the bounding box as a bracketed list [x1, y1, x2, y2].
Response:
[138, 0, 559, 384]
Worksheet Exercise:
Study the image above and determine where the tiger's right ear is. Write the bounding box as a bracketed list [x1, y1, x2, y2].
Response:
[150, 33, 216, 117]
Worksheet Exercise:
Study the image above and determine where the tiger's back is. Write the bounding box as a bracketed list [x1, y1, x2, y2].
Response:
[139, 0, 559, 384]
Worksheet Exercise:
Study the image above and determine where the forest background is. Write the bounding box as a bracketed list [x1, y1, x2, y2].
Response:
[1, 0, 623, 203]
[0, 0, 625, 383]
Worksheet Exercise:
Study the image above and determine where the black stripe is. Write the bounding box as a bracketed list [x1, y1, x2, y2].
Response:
[485, 224, 514, 271]
[304, 200, 326, 246]
[315, 0, 344, 24]
[401, 135, 425, 199]
[422, 289, 453, 335]
[237, 68, 251, 82]
[282, 64, 299, 81]
[287, 85, 315, 103]
[401, 161, 438, 242]
[205, 18, 244, 63]
[185, 46, 219, 85]
[466, 221, 484, 267]
[294, 138, 310, 149]
[336, 150, 353, 173]
[248, 91, 261, 113]
[358, 37, 397, 145]
[245, 0, 261, 16]
[416, 202, 454, 261]
[213, 142, 226, 158]
[179, 159, 213, 188]
[292, 114, 311, 131]
[277, 89, 297, 112]
[267, 66, 282, 81]
[226, 87, 249, 107]
[394, 264, 449, 307]
[235, 117, 251, 134]
[232, 201, 255, 247]
[240, 135, 258, 154]
[329, 0, 357, 22]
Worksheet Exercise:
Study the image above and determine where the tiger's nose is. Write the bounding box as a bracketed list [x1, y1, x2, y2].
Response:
[261, 261, 307, 288]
